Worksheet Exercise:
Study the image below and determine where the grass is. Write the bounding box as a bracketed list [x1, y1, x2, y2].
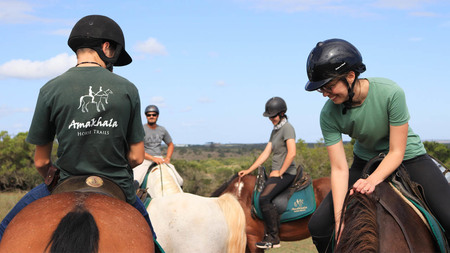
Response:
[0, 191, 26, 220]
[272, 238, 316, 253]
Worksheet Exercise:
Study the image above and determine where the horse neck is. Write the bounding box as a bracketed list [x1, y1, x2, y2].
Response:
[225, 176, 254, 207]
[149, 165, 182, 197]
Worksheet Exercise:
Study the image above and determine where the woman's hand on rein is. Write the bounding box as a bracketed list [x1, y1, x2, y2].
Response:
[351, 178, 375, 195]
[238, 170, 249, 178]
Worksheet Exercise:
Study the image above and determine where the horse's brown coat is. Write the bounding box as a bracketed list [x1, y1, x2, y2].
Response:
[213, 175, 331, 253]
[0, 192, 154, 253]
[335, 182, 437, 253]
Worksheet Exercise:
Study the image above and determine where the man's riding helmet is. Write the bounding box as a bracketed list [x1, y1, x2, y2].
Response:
[68, 15, 132, 70]
[263, 97, 287, 118]
[145, 105, 159, 115]
[305, 38, 366, 92]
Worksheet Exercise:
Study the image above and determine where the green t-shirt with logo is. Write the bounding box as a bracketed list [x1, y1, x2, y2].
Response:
[269, 121, 297, 175]
[320, 77, 426, 161]
[26, 67, 144, 204]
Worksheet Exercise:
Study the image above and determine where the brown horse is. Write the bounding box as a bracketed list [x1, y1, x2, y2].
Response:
[211, 174, 331, 253]
[335, 182, 440, 253]
[0, 192, 154, 253]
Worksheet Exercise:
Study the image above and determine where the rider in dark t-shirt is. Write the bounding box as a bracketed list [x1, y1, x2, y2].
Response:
[0, 15, 157, 243]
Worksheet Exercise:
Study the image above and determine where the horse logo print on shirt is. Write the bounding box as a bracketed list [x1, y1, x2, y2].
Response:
[78, 86, 114, 113]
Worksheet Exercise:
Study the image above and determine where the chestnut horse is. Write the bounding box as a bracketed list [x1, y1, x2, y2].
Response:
[0, 192, 154, 253]
[211, 174, 331, 253]
[335, 182, 442, 253]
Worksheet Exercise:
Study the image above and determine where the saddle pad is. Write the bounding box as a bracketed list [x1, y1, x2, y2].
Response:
[390, 183, 448, 253]
[253, 182, 316, 223]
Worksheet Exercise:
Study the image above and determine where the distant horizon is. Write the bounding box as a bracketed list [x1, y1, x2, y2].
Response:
[1, 129, 448, 146]
[172, 139, 450, 146]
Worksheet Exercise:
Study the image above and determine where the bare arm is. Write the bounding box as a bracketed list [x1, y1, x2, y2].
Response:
[164, 142, 174, 163]
[128, 141, 144, 168]
[238, 142, 272, 177]
[327, 140, 350, 235]
[352, 123, 408, 194]
[34, 142, 53, 179]
[270, 138, 296, 177]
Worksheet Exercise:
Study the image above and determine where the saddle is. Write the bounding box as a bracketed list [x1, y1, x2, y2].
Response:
[136, 163, 158, 208]
[362, 154, 449, 252]
[51, 175, 126, 202]
[251, 165, 316, 223]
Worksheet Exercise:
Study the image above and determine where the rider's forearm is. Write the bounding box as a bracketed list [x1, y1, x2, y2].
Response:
[166, 142, 174, 160]
[331, 167, 349, 224]
[34, 142, 53, 179]
[128, 142, 144, 168]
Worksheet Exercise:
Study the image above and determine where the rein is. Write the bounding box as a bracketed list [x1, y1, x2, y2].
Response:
[159, 164, 164, 196]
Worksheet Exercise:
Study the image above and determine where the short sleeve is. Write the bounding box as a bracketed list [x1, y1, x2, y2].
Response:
[26, 90, 56, 145]
[320, 108, 342, 146]
[388, 86, 410, 126]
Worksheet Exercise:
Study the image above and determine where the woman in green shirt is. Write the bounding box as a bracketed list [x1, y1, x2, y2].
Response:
[304, 38, 450, 252]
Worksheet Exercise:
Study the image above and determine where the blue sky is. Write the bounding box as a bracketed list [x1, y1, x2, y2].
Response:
[0, 0, 449, 144]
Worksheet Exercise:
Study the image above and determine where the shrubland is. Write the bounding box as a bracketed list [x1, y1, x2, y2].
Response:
[1, 131, 448, 196]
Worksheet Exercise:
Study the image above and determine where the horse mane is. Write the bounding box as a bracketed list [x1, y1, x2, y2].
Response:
[46, 203, 99, 253]
[216, 193, 247, 252]
[210, 173, 239, 197]
[335, 192, 378, 253]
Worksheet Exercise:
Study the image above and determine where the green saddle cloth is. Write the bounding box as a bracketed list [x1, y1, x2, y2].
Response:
[252, 166, 316, 223]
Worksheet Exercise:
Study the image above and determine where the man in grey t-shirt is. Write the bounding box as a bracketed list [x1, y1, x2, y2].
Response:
[133, 105, 182, 186]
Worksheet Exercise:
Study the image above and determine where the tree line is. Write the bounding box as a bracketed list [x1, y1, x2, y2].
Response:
[1, 131, 449, 195]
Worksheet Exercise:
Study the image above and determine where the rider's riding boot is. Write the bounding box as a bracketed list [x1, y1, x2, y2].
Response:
[311, 234, 333, 253]
[256, 205, 281, 249]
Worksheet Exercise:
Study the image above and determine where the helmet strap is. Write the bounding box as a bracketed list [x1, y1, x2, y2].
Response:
[93, 43, 124, 72]
[342, 77, 357, 115]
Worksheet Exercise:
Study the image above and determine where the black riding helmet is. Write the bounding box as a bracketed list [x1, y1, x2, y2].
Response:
[263, 97, 287, 118]
[305, 38, 366, 91]
[145, 105, 159, 115]
[68, 15, 132, 70]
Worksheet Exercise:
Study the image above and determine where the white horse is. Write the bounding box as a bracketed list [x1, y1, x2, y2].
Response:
[146, 164, 247, 253]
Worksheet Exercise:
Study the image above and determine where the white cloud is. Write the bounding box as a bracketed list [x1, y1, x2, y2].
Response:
[242, 0, 322, 12]
[239, 0, 442, 15]
[0, 53, 77, 80]
[135, 38, 168, 56]
[410, 11, 439, 17]
[198, 97, 214, 103]
[208, 51, 219, 58]
[216, 80, 227, 87]
[181, 106, 192, 112]
[49, 29, 72, 37]
[181, 120, 205, 127]
[0, 1, 34, 23]
[372, 0, 435, 10]
[0, 1, 56, 24]
[0, 105, 33, 118]
[150, 96, 166, 107]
